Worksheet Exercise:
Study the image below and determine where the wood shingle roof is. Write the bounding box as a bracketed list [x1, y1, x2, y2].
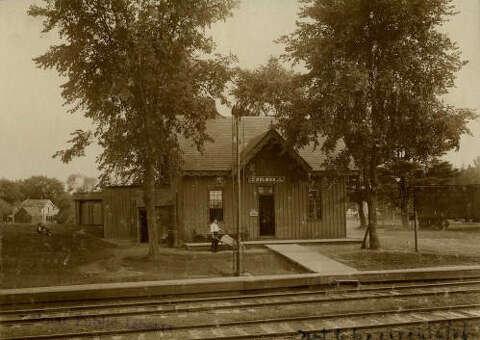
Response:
[179, 117, 329, 172]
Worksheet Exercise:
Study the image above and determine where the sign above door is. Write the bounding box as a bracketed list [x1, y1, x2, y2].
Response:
[248, 176, 285, 184]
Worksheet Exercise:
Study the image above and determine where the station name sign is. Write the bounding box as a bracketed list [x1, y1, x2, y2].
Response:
[248, 176, 285, 184]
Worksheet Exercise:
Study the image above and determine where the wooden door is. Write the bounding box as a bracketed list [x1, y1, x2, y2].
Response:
[259, 190, 275, 236]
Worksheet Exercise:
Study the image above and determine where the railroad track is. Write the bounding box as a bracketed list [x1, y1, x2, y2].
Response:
[2, 304, 480, 339]
[2, 279, 480, 339]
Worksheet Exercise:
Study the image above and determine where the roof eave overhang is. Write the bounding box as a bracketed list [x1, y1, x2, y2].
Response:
[183, 170, 230, 177]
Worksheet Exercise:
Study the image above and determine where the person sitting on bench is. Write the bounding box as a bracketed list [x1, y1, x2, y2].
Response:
[210, 219, 221, 252]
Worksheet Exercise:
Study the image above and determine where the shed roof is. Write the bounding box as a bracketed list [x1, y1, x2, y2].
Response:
[179, 117, 329, 172]
[73, 192, 104, 201]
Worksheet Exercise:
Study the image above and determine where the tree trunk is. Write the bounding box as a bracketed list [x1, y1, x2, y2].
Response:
[399, 176, 409, 228]
[144, 160, 160, 260]
[357, 200, 367, 228]
[367, 193, 380, 249]
[367, 150, 381, 250]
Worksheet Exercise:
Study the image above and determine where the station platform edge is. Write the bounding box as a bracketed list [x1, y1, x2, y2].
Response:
[2, 265, 480, 305]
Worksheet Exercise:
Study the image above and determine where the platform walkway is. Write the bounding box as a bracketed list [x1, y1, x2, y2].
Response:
[266, 244, 358, 274]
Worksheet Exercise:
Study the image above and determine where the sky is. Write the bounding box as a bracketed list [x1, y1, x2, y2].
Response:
[0, 0, 479, 183]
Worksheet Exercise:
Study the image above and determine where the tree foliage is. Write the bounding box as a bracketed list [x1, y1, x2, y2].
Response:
[456, 156, 480, 185]
[279, 0, 476, 248]
[29, 0, 237, 257]
[20, 176, 65, 205]
[231, 57, 301, 117]
[0, 179, 25, 205]
[0, 199, 13, 222]
[55, 192, 75, 224]
[378, 159, 458, 224]
[66, 174, 98, 193]
[0, 176, 73, 224]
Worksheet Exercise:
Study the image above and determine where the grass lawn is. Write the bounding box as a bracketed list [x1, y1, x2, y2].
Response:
[0, 224, 304, 289]
[308, 219, 480, 271]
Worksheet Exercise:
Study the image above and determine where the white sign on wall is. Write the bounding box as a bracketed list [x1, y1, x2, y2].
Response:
[248, 176, 285, 184]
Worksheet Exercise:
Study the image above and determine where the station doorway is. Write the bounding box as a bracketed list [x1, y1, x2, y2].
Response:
[258, 186, 275, 236]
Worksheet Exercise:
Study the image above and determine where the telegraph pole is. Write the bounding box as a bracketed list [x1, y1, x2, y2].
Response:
[235, 111, 242, 276]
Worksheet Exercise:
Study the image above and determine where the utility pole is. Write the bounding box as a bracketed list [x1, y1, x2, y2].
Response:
[235, 112, 242, 276]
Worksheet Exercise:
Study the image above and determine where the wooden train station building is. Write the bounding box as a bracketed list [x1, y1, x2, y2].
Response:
[74, 117, 349, 243]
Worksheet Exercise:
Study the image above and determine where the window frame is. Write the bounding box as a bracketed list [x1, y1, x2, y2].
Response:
[208, 188, 224, 223]
[257, 185, 274, 196]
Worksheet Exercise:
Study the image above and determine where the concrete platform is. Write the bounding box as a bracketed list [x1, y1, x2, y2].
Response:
[3, 265, 480, 305]
[185, 238, 362, 250]
[266, 244, 357, 274]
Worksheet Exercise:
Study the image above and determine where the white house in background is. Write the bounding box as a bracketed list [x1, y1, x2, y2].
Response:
[14, 199, 59, 224]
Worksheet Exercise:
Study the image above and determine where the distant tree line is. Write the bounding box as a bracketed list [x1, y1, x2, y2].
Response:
[455, 156, 480, 186]
[346, 157, 480, 228]
[0, 174, 97, 224]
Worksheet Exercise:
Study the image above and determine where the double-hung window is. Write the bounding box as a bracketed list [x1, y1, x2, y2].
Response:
[208, 189, 224, 222]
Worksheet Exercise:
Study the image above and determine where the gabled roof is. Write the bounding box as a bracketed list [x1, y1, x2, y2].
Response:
[239, 129, 312, 174]
[21, 199, 55, 208]
[179, 117, 329, 172]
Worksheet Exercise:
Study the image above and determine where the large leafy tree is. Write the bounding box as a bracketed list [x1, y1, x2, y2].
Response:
[279, 0, 475, 249]
[20, 176, 65, 204]
[29, 0, 236, 258]
[0, 179, 24, 205]
[231, 57, 301, 117]
[66, 174, 98, 193]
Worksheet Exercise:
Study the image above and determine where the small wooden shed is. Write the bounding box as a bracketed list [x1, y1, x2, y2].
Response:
[74, 186, 174, 241]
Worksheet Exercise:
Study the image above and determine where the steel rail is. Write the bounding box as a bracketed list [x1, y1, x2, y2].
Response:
[2, 303, 480, 340]
[3, 283, 480, 325]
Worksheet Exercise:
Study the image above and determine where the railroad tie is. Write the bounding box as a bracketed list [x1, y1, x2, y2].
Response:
[259, 323, 279, 334]
[188, 329, 205, 339]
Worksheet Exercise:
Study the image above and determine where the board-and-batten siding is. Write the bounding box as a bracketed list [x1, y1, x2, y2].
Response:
[181, 176, 235, 238]
[103, 187, 139, 239]
[241, 177, 346, 240]
[180, 144, 346, 241]
[78, 201, 103, 225]
[181, 176, 346, 241]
